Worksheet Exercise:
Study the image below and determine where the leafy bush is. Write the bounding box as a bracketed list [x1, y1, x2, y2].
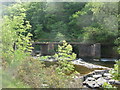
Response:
[17, 57, 44, 88]
[110, 60, 120, 81]
[54, 40, 76, 74]
[110, 37, 120, 81]
[2, 70, 29, 88]
[102, 82, 117, 90]
[44, 66, 82, 88]
[54, 40, 76, 61]
[17, 57, 82, 88]
[39, 55, 52, 61]
[42, 65, 72, 88]
[103, 38, 120, 89]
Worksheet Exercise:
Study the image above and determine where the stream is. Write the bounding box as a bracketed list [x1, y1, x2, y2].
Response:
[73, 58, 112, 76]
[73, 58, 116, 75]
[41, 57, 116, 75]
[81, 58, 116, 68]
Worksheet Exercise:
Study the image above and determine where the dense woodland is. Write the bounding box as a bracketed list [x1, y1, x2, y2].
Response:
[1, 2, 120, 88]
[2, 2, 119, 43]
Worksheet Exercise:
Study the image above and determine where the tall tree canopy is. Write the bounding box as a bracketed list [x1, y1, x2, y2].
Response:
[3, 2, 119, 44]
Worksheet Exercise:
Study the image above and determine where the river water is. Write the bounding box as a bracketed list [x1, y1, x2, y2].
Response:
[81, 58, 117, 68]
[43, 58, 116, 75]
[74, 58, 116, 76]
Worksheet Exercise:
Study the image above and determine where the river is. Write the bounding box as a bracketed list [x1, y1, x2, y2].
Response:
[81, 58, 117, 68]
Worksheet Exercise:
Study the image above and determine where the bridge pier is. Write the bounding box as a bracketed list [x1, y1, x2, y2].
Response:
[41, 43, 55, 55]
[78, 43, 101, 58]
[92, 43, 101, 58]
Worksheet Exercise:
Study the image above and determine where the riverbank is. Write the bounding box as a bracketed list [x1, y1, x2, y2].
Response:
[33, 56, 120, 89]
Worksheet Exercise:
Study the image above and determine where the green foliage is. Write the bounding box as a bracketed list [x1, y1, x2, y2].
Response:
[110, 60, 120, 81]
[41, 65, 72, 88]
[17, 57, 82, 88]
[109, 37, 120, 81]
[69, 2, 118, 43]
[17, 57, 45, 88]
[54, 40, 76, 61]
[102, 82, 117, 90]
[82, 27, 101, 43]
[50, 21, 68, 41]
[54, 40, 76, 74]
[2, 2, 119, 88]
[4, 2, 118, 44]
[103, 36, 120, 89]
[115, 37, 120, 54]
[2, 3, 33, 65]
[2, 70, 30, 88]
[1, 3, 33, 88]
[39, 56, 51, 61]
[24, 2, 86, 41]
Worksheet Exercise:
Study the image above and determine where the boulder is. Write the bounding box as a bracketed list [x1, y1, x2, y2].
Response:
[108, 79, 120, 85]
[41, 84, 48, 87]
[83, 77, 95, 85]
[93, 74, 102, 79]
[86, 77, 95, 81]
[103, 76, 112, 80]
[94, 70, 108, 73]
[85, 81, 99, 88]
[114, 80, 120, 85]
[82, 85, 88, 88]
[93, 83, 100, 88]
[96, 77, 107, 86]
[103, 73, 112, 77]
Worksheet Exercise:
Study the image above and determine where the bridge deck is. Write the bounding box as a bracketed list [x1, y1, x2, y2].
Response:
[33, 42, 94, 45]
[33, 42, 116, 46]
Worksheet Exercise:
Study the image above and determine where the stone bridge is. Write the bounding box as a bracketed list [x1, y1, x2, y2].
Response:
[32, 42, 101, 58]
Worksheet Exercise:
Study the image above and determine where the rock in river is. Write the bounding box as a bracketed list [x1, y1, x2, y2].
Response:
[93, 74, 102, 79]
[96, 77, 107, 86]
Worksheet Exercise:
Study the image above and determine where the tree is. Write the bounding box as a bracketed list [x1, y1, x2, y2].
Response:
[69, 2, 118, 44]
[5, 2, 118, 44]
[2, 3, 33, 65]
[54, 40, 76, 74]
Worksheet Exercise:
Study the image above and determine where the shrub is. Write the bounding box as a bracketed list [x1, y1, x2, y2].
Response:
[39, 55, 52, 61]
[54, 40, 76, 61]
[54, 40, 77, 74]
[110, 60, 120, 81]
[102, 82, 117, 90]
[2, 70, 30, 88]
[103, 38, 120, 89]
[110, 37, 120, 81]
[17, 57, 82, 88]
[42, 65, 72, 88]
[44, 66, 82, 88]
[17, 57, 45, 88]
